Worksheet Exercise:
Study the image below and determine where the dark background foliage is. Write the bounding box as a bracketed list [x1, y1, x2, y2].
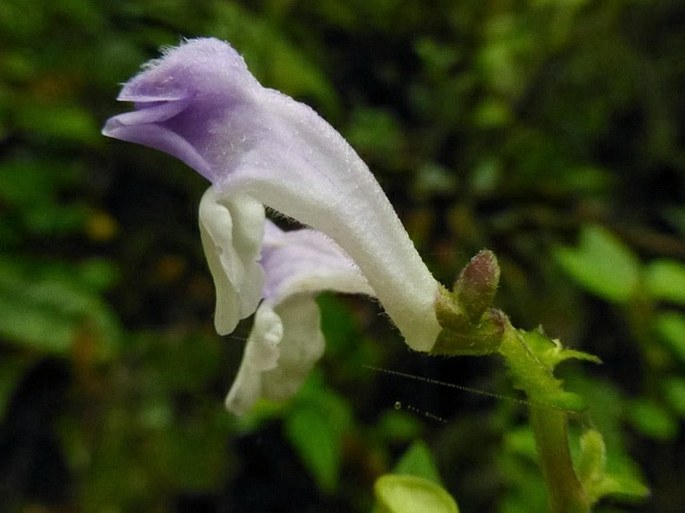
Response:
[1, 1, 684, 512]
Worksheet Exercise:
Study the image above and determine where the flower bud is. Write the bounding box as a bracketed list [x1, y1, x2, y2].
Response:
[454, 249, 500, 323]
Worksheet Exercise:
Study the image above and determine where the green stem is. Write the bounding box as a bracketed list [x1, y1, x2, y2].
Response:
[529, 405, 590, 513]
[497, 325, 591, 513]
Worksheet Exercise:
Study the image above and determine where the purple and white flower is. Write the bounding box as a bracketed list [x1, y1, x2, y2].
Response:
[103, 38, 441, 412]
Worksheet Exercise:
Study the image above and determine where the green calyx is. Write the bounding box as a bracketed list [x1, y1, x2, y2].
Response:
[431, 250, 505, 356]
[432, 249, 599, 411]
[433, 290, 505, 355]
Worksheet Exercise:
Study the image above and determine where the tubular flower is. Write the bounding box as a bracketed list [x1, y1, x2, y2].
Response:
[103, 38, 442, 408]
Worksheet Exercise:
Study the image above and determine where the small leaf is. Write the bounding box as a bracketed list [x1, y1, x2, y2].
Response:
[284, 382, 351, 493]
[627, 398, 678, 441]
[376, 410, 423, 442]
[503, 426, 537, 459]
[375, 474, 459, 513]
[554, 224, 640, 303]
[524, 328, 602, 369]
[645, 260, 685, 304]
[663, 377, 685, 417]
[593, 474, 650, 502]
[394, 440, 442, 484]
[654, 312, 685, 363]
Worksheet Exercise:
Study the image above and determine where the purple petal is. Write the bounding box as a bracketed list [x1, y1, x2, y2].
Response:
[260, 220, 374, 304]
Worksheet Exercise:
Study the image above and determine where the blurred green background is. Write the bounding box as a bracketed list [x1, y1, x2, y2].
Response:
[1, 1, 684, 512]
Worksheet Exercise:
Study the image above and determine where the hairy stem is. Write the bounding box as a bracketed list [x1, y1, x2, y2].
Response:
[497, 325, 591, 512]
[529, 405, 591, 513]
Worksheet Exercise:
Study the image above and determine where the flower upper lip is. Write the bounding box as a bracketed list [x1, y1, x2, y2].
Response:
[103, 95, 193, 132]
[117, 90, 189, 102]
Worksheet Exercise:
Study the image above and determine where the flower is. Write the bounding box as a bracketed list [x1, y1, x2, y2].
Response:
[224, 218, 374, 414]
[103, 38, 442, 408]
